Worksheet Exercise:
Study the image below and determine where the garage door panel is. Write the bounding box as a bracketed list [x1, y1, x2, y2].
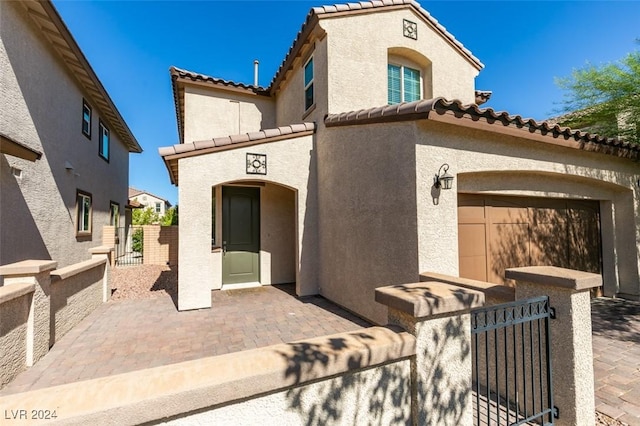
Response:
[531, 220, 569, 268]
[459, 195, 602, 286]
[489, 223, 530, 284]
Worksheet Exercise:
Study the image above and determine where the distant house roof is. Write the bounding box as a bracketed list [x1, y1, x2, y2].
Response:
[128, 187, 171, 206]
[18, 0, 142, 154]
[170, 0, 483, 143]
[159, 123, 316, 185]
[325, 97, 640, 160]
[0, 133, 42, 162]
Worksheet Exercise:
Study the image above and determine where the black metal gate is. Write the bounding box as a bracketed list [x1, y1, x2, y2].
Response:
[114, 226, 143, 266]
[471, 296, 556, 426]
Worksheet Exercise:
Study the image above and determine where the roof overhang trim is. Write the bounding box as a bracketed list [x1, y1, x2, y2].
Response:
[325, 98, 640, 161]
[21, 1, 142, 153]
[0, 134, 42, 162]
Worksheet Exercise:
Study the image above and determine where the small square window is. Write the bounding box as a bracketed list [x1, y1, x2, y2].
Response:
[388, 63, 421, 104]
[99, 121, 110, 161]
[76, 190, 92, 236]
[82, 100, 92, 138]
[304, 57, 314, 111]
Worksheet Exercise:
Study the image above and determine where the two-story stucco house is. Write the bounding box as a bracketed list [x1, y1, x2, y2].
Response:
[1, 0, 142, 269]
[128, 188, 172, 218]
[160, 0, 640, 324]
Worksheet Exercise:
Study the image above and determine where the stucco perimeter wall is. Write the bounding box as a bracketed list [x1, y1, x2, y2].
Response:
[414, 120, 640, 297]
[50, 258, 107, 345]
[321, 8, 478, 115]
[0, 2, 129, 268]
[178, 135, 318, 310]
[183, 86, 276, 142]
[318, 123, 420, 325]
[0, 327, 414, 425]
[0, 285, 32, 389]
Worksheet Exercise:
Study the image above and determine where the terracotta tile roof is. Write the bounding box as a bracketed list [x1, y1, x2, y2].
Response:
[270, 0, 483, 91]
[19, 1, 142, 153]
[159, 123, 316, 185]
[325, 98, 640, 160]
[170, 0, 482, 143]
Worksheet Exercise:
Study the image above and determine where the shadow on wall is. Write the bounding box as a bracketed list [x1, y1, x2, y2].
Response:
[299, 145, 319, 296]
[277, 331, 411, 424]
[489, 198, 601, 286]
[0, 155, 50, 267]
[390, 284, 477, 425]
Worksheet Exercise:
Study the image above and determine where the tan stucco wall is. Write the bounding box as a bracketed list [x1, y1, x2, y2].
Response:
[178, 135, 318, 310]
[0, 2, 129, 268]
[160, 360, 411, 425]
[414, 120, 640, 298]
[321, 8, 478, 114]
[317, 123, 421, 325]
[318, 119, 640, 323]
[275, 37, 329, 127]
[50, 260, 106, 345]
[261, 183, 296, 285]
[0, 289, 30, 389]
[183, 85, 276, 142]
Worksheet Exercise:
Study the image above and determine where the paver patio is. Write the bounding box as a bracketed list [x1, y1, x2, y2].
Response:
[1, 282, 639, 425]
[0, 284, 370, 395]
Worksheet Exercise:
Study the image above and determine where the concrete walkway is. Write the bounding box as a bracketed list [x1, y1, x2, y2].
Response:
[592, 297, 640, 426]
[1, 288, 640, 425]
[0, 285, 370, 395]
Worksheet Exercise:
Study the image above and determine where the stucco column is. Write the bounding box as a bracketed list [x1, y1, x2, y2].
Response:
[376, 282, 484, 426]
[0, 260, 57, 366]
[505, 266, 602, 426]
[90, 246, 114, 302]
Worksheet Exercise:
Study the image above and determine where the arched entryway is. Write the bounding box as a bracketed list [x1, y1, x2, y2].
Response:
[212, 180, 297, 290]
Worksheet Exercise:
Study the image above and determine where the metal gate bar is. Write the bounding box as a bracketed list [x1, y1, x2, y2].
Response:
[114, 226, 143, 266]
[471, 295, 555, 426]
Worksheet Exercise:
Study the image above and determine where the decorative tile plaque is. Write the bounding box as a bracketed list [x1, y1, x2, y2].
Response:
[403, 19, 417, 40]
[246, 153, 267, 175]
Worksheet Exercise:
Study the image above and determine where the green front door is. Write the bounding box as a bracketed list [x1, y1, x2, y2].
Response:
[222, 186, 260, 285]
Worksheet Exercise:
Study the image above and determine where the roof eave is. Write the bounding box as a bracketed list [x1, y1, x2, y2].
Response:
[25, 0, 142, 153]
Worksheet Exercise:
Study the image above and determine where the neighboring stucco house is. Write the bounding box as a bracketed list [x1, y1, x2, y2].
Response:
[160, 0, 640, 324]
[128, 187, 172, 217]
[0, 0, 142, 269]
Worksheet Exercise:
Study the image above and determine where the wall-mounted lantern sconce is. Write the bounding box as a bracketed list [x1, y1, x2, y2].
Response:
[434, 163, 454, 190]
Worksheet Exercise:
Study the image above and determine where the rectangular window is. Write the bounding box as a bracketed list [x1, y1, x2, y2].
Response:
[388, 64, 421, 104]
[76, 190, 92, 236]
[110, 202, 119, 228]
[155, 202, 162, 213]
[304, 57, 314, 111]
[99, 121, 110, 161]
[82, 99, 92, 138]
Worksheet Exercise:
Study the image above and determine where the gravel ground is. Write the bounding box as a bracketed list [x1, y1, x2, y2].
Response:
[110, 264, 177, 302]
[108, 265, 627, 425]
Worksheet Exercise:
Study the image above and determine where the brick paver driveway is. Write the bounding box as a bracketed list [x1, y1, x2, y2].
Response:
[592, 297, 640, 426]
[0, 284, 370, 395]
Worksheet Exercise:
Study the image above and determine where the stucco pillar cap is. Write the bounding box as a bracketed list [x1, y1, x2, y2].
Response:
[0, 260, 58, 276]
[505, 266, 602, 291]
[375, 282, 485, 318]
[89, 245, 115, 255]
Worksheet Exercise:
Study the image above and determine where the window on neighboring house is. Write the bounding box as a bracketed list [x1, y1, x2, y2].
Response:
[304, 57, 314, 111]
[110, 202, 119, 228]
[388, 63, 421, 104]
[155, 202, 162, 213]
[76, 190, 92, 236]
[82, 100, 92, 138]
[99, 121, 110, 161]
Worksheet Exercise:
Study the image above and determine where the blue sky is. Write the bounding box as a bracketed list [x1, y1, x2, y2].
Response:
[52, 0, 640, 205]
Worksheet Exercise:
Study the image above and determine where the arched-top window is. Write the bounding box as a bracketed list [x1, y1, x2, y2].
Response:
[387, 48, 432, 105]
